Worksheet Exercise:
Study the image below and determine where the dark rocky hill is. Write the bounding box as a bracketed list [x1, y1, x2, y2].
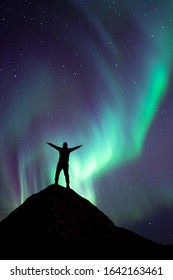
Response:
[0, 184, 172, 259]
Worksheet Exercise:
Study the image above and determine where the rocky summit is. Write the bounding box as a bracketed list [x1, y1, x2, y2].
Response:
[0, 185, 172, 259]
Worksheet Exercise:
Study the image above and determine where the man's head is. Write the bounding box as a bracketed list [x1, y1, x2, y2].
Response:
[63, 142, 68, 148]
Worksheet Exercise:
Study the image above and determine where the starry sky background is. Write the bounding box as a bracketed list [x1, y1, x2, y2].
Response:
[0, 0, 173, 244]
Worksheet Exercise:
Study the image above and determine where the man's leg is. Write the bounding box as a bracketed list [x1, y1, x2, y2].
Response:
[55, 163, 62, 184]
[63, 165, 70, 188]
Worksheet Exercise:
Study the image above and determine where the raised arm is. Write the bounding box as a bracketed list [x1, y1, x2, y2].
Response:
[47, 142, 61, 151]
[69, 145, 82, 152]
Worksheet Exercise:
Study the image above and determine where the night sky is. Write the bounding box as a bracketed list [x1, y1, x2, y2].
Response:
[0, 0, 173, 245]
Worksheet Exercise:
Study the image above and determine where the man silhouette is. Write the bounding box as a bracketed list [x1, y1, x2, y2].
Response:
[47, 142, 82, 188]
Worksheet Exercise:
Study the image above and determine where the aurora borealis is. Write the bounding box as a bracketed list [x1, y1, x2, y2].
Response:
[0, 0, 173, 244]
